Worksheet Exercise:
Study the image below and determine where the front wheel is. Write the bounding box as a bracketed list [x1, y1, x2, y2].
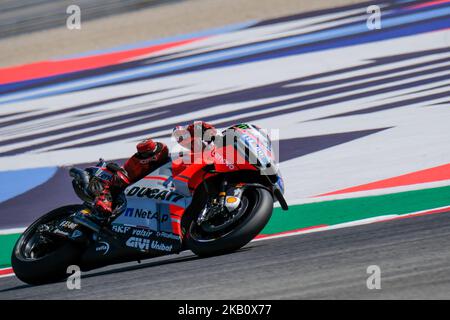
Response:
[185, 188, 273, 257]
[11, 205, 85, 285]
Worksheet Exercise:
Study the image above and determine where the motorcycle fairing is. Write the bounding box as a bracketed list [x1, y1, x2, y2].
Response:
[106, 161, 192, 254]
[95, 123, 286, 258]
[232, 124, 276, 171]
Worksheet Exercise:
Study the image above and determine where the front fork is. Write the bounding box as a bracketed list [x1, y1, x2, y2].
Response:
[196, 180, 244, 225]
[197, 179, 227, 225]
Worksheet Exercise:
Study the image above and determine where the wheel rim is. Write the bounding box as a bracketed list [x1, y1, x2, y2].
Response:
[19, 224, 63, 261]
[200, 197, 249, 233]
[16, 208, 78, 261]
[189, 189, 259, 243]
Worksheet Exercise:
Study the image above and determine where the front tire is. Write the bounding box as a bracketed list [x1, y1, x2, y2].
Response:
[185, 188, 273, 257]
[12, 205, 85, 285]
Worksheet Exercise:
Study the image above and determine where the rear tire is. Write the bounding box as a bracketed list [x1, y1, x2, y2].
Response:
[186, 188, 273, 257]
[11, 205, 84, 285]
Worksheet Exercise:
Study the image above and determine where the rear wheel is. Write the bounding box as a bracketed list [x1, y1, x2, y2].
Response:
[185, 188, 273, 257]
[11, 205, 85, 285]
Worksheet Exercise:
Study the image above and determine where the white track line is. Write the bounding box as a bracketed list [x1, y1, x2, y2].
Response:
[0, 228, 26, 235]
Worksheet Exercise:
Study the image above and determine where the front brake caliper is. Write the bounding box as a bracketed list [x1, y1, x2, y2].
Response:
[224, 185, 244, 212]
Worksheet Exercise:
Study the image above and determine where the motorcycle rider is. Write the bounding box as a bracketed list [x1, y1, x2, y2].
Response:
[90, 121, 217, 221]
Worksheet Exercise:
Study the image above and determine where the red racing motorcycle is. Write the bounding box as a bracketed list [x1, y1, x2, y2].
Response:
[11, 123, 288, 285]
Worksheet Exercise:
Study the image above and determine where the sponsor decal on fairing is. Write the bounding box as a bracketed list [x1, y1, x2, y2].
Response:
[126, 237, 173, 252]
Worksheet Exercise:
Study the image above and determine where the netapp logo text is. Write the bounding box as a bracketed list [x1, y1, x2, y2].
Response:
[124, 208, 169, 222]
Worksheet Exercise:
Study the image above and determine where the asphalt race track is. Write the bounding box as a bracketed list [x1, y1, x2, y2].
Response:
[1, 211, 449, 299]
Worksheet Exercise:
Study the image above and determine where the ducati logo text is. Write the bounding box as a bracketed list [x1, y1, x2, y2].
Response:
[126, 187, 184, 203]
